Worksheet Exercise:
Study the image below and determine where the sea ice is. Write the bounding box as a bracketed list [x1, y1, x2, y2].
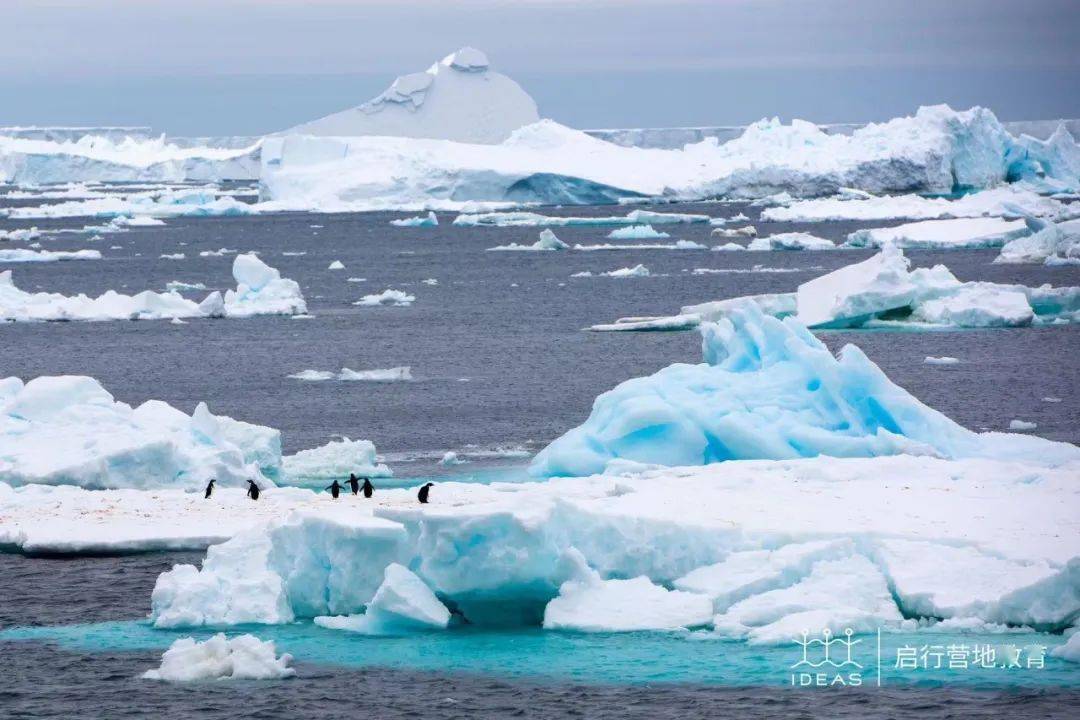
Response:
[607, 225, 670, 240]
[1009, 420, 1037, 431]
[456, 209, 711, 228]
[575, 264, 650, 278]
[0, 248, 100, 263]
[1051, 633, 1080, 663]
[328, 260, 345, 270]
[846, 217, 1029, 249]
[314, 564, 450, 634]
[573, 240, 706, 251]
[390, 211, 438, 227]
[924, 356, 961, 365]
[487, 229, 568, 251]
[354, 289, 415, 307]
[746, 233, 834, 251]
[995, 214, 1080, 265]
[282, 437, 392, 484]
[142, 634, 294, 681]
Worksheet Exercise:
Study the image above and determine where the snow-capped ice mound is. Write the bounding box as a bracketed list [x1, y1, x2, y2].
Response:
[223, 253, 307, 317]
[0, 134, 259, 185]
[0, 375, 280, 490]
[282, 437, 391, 485]
[995, 213, 1080, 265]
[261, 105, 1080, 212]
[142, 633, 294, 681]
[529, 302, 1078, 478]
[794, 245, 1077, 328]
[487, 228, 568, 251]
[314, 563, 450, 635]
[0, 253, 305, 322]
[543, 549, 712, 632]
[846, 217, 1030, 249]
[281, 48, 538, 144]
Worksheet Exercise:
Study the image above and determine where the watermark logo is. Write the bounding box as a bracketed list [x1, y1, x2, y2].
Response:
[790, 628, 865, 687]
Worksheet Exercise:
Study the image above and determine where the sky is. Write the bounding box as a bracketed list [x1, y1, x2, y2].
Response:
[2, 0, 1079, 135]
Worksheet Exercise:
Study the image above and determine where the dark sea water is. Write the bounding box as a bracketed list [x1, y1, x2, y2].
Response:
[1, 190, 1078, 718]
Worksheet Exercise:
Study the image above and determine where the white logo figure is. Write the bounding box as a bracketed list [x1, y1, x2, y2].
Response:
[790, 628, 865, 686]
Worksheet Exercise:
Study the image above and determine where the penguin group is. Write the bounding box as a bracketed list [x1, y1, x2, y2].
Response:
[204, 474, 432, 504]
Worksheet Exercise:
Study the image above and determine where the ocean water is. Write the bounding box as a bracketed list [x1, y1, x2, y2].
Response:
[1, 188, 1078, 717]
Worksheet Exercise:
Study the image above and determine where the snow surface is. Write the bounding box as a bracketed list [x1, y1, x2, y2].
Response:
[531, 302, 1078, 478]
[142, 633, 294, 681]
[281, 48, 539, 144]
[0, 253, 305, 322]
[0, 375, 280, 490]
[281, 437, 392, 484]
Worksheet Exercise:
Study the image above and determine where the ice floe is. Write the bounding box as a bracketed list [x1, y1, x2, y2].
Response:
[924, 356, 961, 365]
[0, 248, 100, 263]
[573, 264, 651, 278]
[532, 302, 1078, 478]
[390, 211, 438, 227]
[142, 634, 294, 681]
[572, 240, 706, 251]
[5, 188, 256, 220]
[354, 289, 415, 307]
[282, 437, 391, 485]
[846, 217, 1030, 249]
[455, 209, 711, 228]
[995, 213, 1080, 265]
[747, 232, 834, 251]
[607, 225, 670, 240]
[289, 367, 412, 383]
[0, 375, 280, 490]
[487, 229, 568, 251]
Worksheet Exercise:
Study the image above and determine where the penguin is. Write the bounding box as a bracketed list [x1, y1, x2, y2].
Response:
[361, 477, 374, 499]
[418, 482, 434, 504]
[246, 479, 260, 501]
[204, 478, 215, 499]
[326, 479, 342, 499]
[347, 473, 360, 496]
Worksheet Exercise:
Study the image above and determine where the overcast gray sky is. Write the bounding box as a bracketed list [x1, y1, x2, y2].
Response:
[2, 0, 1078, 134]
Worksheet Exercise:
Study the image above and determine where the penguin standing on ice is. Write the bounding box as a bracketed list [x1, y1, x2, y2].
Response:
[361, 477, 374, 499]
[246, 480, 260, 501]
[418, 482, 434, 504]
[204, 479, 215, 499]
[326, 479, 343, 499]
[346, 473, 360, 496]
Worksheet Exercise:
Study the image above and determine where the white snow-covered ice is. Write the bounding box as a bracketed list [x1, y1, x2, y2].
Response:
[142, 633, 294, 681]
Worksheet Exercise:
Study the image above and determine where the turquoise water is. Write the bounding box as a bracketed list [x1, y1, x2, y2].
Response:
[283, 465, 535, 490]
[4, 621, 1076, 689]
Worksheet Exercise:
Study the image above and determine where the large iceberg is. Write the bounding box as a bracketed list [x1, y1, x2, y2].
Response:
[0, 134, 259, 185]
[529, 302, 1078, 478]
[0, 253, 305, 322]
[260, 106, 1080, 211]
[281, 48, 539, 145]
[0, 375, 280, 490]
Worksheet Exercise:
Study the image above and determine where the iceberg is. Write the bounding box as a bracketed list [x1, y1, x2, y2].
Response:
[0, 133, 259, 185]
[746, 233, 834, 251]
[530, 302, 1078, 478]
[846, 217, 1030, 249]
[606, 225, 670, 240]
[711, 225, 758, 239]
[390, 211, 438, 227]
[142, 634, 294, 681]
[222, 254, 307, 318]
[995, 214, 1080, 265]
[0, 248, 100, 263]
[487, 228, 568, 251]
[314, 563, 450, 635]
[456, 209, 711, 228]
[282, 437, 392, 484]
[0, 375, 280, 490]
[281, 48, 539, 145]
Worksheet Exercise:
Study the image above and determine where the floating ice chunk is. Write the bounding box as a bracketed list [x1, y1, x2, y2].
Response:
[0, 248, 100, 263]
[1051, 633, 1080, 663]
[710, 213, 750, 225]
[573, 240, 706, 251]
[996, 213, 1080, 265]
[122, 216, 165, 227]
[1043, 397, 1063, 403]
[339, 366, 412, 382]
[166, 280, 207, 292]
[924, 356, 961, 365]
[456, 210, 710, 228]
[160, 253, 185, 260]
[543, 549, 712, 632]
[422, 278, 438, 285]
[847, 217, 1029, 249]
[287, 370, 335, 381]
[712, 242, 746, 251]
[674, 540, 855, 613]
[583, 264, 650, 278]
[0, 227, 42, 242]
[282, 437, 391, 483]
[281, 47, 538, 144]
[912, 284, 1034, 327]
[588, 314, 702, 332]
[354, 289, 415, 306]
[200, 247, 235, 257]
[747, 232, 833, 251]
[488, 228, 568, 251]
[1009, 420, 1037, 431]
[439, 451, 467, 466]
[711, 226, 757, 239]
[0, 375, 280, 490]
[315, 564, 450, 635]
[712, 556, 903, 645]
[9, 190, 257, 220]
[795, 244, 918, 328]
[607, 225, 670, 240]
[873, 539, 1076, 628]
[222, 254, 307, 318]
[530, 302, 1078, 477]
[390, 211, 438, 227]
[328, 260, 345, 270]
[141, 634, 294, 681]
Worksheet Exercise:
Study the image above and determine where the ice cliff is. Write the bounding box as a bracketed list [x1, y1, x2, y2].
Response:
[281, 48, 539, 145]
